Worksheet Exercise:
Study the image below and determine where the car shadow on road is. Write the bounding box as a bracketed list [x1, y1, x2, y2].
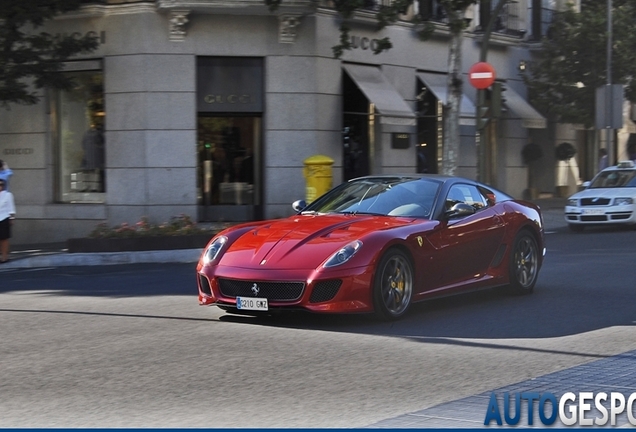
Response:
[3, 227, 636, 344]
[4, 258, 636, 343]
[217, 268, 636, 343]
[0, 263, 198, 297]
[563, 222, 636, 233]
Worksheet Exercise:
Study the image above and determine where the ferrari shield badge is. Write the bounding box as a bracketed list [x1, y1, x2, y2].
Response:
[417, 236, 423, 247]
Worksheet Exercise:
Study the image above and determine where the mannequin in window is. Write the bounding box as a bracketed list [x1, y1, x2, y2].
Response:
[81, 122, 105, 191]
[239, 147, 254, 184]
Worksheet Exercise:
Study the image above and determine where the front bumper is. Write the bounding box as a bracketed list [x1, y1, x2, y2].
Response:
[197, 264, 376, 314]
[564, 205, 636, 225]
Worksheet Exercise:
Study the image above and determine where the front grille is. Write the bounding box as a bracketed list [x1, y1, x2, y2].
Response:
[581, 215, 607, 222]
[309, 280, 342, 303]
[581, 198, 611, 206]
[199, 274, 212, 295]
[218, 278, 304, 301]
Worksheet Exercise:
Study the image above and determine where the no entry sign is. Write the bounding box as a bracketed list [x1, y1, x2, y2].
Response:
[469, 62, 496, 89]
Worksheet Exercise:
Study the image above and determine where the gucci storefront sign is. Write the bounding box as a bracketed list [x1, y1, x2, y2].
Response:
[54, 31, 106, 45]
[349, 35, 382, 52]
[203, 94, 256, 105]
[197, 57, 263, 113]
[391, 133, 410, 149]
[3, 148, 34, 155]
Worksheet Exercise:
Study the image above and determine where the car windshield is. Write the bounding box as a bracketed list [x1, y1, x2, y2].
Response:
[303, 177, 441, 218]
[589, 170, 636, 188]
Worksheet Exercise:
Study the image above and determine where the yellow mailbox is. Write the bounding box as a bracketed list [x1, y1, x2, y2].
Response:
[303, 155, 334, 203]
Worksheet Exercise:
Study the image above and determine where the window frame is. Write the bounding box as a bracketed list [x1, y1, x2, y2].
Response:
[51, 60, 105, 204]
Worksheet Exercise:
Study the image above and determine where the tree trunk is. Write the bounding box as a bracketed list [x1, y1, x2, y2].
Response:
[442, 7, 466, 176]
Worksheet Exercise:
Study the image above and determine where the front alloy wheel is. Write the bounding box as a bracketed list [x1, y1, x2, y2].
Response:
[509, 231, 539, 294]
[373, 248, 414, 320]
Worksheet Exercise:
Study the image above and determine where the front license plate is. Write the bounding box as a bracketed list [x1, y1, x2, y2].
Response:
[583, 209, 605, 215]
[236, 297, 268, 311]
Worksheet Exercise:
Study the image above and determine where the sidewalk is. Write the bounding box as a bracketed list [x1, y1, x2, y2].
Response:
[2, 198, 567, 270]
[2, 245, 202, 269]
[528, 196, 568, 210]
[366, 348, 636, 428]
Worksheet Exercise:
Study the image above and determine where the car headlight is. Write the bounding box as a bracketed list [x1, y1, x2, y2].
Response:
[614, 197, 633, 205]
[323, 240, 362, 268]
[202, 235, 228, 265]
[568, 198, 578, 206]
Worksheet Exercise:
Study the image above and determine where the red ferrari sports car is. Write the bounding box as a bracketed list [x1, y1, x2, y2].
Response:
[197, 175, 545, 320]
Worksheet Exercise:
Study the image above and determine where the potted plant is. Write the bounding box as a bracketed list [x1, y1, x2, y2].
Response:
[555, 142, 577, 197]
[67, 214, 226, 253]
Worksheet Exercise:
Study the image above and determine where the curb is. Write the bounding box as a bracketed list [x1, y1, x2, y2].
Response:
[1, 248, 202, 269]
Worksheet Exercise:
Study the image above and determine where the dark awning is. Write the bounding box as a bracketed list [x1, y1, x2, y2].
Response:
[417, 72, 476, 126]
[503, 86, 547, 129]
[343, 64, 416, 126]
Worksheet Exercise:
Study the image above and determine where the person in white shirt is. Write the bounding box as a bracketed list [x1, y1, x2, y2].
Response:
[0, 179, 16, 263]
[0, 159, 13, 190]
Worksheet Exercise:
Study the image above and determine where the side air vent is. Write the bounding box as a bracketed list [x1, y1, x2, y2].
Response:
[490, 244, 507, 268]
[309, 280, 342, 303]
[198, 274, 212, 295]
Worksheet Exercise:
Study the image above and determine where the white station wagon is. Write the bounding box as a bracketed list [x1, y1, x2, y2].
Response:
[565, 161, 636, 231]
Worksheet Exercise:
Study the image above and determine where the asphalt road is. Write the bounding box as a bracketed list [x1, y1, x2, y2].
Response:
[1, 225, 636, 428]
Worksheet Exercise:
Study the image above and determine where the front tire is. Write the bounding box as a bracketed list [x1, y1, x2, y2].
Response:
[373, 248, 414, 320]
[509, 231, 539, 295]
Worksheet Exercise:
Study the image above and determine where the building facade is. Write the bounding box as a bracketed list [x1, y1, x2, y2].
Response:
[1, 0, 561, 244]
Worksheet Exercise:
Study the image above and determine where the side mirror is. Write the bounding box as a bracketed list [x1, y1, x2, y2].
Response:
[445, 202, 476, 219]
[292, 199, 307, 213]
[581, 181, 591, 189]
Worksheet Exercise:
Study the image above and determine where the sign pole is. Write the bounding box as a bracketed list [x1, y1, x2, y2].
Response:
[476, 89, 485, 183]
[606, 0, 613, 165]
[470, 62, 496, 183]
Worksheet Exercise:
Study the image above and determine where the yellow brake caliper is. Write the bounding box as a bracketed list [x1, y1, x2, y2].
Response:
[393, 267, 404, 295]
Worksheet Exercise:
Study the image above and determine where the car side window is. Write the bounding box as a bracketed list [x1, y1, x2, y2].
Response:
[478, 186, 497, 206]
[445, 184, 488, 211]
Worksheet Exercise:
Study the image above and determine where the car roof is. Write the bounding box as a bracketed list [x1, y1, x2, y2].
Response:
[349, 174, 471, 184]
[353, 174, 510, 198]
[601, 161, 636, 172]
[347, 174, 509, 194]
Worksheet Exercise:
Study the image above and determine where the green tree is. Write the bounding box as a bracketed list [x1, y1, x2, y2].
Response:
[0, 0, 99, 107]
[266, 0, 479, 176]
[524, 0, 636, 128]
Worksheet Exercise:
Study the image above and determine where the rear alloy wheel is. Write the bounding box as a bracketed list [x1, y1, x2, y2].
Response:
[509, 231, 539, 294]
[568, 224, 585, 232]
[373, 248, 414, 320]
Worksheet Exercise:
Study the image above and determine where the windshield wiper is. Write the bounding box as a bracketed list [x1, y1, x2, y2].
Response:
[338, 211, 385, 216]
[356, 211, 386, 216]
